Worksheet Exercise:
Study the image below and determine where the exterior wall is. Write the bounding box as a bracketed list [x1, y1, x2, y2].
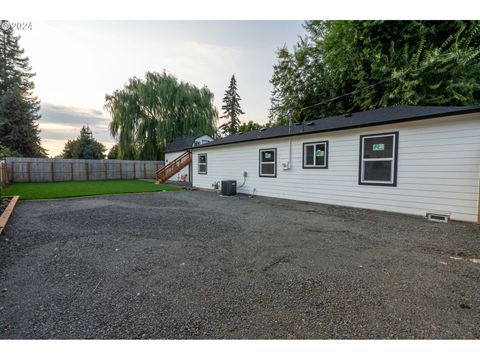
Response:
[164, 135, 214, 182]
[165, 151, 190, 182]
[192, 114, 480, 223]
[193, 134, 214, 146]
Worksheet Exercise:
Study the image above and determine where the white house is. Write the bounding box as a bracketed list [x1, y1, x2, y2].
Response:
[190, 105, 480, 223]
[164, 134, 213, 182]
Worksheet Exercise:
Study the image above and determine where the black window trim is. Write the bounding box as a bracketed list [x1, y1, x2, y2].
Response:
[259, 148, 277, 178]
[198, 153, 207, 174]
[358, 131, 398, 186]
[302, 140, 329, 169]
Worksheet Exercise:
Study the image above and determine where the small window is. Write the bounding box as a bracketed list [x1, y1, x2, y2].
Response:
[303, 141, 328, 168]
[259, 148, 276, 177]
[198, 153, 207, 174]
[359, 132, 398, 186]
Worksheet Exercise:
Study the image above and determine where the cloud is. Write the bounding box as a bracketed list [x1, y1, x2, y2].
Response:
[40, 102, 108, 126]
[38, 102, 114, 156]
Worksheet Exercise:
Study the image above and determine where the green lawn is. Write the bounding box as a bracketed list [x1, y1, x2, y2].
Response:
[1, 179, 182, 200]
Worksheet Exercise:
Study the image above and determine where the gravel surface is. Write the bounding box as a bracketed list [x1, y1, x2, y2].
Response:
[0, 191, 479, 339]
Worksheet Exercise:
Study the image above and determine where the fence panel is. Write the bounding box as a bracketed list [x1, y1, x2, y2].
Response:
[4, 157, 165, 183]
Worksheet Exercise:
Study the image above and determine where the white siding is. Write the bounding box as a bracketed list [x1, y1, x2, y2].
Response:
[192, 135, 214, 146]
[164, 135, 213, 182]
[192, 114, 480, 223]
[165, 151, 190, 182]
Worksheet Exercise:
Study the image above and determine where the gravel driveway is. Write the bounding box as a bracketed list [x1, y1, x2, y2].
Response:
[0, 190, 479, 339]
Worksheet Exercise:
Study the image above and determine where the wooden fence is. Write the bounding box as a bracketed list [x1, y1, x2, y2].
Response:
[4, 157, 165, 183]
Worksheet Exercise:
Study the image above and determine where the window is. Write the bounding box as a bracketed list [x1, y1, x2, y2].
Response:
[259, 148, 276, 177]
[303, 141, 328, 168]
[359, 132, 398, 186]
[198, 153, 207, 174]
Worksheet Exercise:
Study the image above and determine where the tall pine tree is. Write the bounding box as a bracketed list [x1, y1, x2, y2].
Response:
[219, 74, 244, 136]
[0, 20, 46, 157]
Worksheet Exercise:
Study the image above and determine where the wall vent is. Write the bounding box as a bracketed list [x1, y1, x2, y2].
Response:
[427, 213, 449, 223]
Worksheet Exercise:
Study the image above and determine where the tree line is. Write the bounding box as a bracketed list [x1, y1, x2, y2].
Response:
[106, 20, 480, 160]
[2, 21, 479, 161]
[270, 20, 480, 124]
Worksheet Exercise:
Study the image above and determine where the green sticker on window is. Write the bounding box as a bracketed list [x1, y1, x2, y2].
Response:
[265, 153, 271, 159]
[372, 143, 384, 151]
[316, 149, 324, 157]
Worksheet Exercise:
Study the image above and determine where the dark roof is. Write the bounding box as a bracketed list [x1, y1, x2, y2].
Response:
[165, 134, 201, 153]
[193, 105, 480, 149]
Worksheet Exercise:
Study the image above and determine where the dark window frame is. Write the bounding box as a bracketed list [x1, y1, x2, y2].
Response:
[258, 148, 277, 178]
[198, 153, 207, 174]
[358, 131, 398, 186]
[302, 141, 329, 169]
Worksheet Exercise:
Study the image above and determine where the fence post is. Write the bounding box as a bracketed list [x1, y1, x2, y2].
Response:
[0, 163, 5, 187]
[120, 162, 123, 179]
[51, 161, 55, 182]
[85, 162, 89, 180]
[10, 161, 14, 183]
[104, 161, 107, 180]
[70, 162, 74, 181]
[27, 162, 32, 183]
[144, 163, 147, 179]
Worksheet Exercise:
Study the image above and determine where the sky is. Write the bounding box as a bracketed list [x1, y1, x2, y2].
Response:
[17, 21, 306, 156]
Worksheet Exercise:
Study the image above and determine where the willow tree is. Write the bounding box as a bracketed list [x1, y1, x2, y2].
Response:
[105, 71, 218, 160]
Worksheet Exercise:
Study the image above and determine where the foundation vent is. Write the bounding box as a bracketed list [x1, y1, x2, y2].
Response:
[427, 213, 450, 223]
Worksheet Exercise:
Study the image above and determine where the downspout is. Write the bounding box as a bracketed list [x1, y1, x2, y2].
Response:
[477, 178, 480, 224]
[288, 110, 292, 169]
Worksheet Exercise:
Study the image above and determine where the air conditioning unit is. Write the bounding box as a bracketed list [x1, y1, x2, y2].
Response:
[221, 180, 237, 196]
[281, 161, 291, 170]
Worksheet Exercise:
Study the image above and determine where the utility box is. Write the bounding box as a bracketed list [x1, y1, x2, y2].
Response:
[221, 180, 237, 196]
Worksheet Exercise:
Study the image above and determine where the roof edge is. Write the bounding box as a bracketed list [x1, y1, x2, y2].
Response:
[190, 106, 480, 150]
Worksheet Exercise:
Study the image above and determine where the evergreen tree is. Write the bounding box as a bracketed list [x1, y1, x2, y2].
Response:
[0, 20, 46, 157]
[219, 74, 244, 136]
[238, 121, 262, 132]
[0, 144, 21, 158]
[107, 144, 118, 159]
[238, 120, 274, 133]
[61, 125, 106, 159]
